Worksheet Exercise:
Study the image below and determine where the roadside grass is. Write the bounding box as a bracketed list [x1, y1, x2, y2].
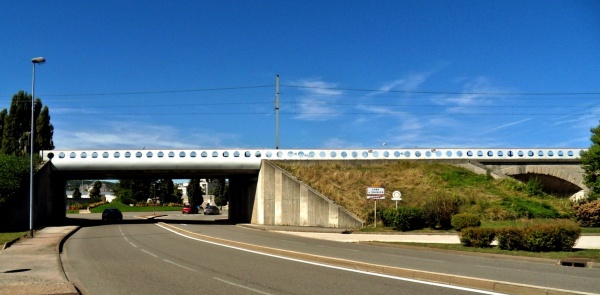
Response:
[89, 201, 182, 213]
[67, 210, 79, 214]
[379, 242, 600, 263]
[0, 231, 28, 245]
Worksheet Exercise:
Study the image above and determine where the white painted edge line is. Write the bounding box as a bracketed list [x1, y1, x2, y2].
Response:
[156, 223, 503, 295]
[163, 259, 198, 272]
[213, 277, 273, 295]
[141, 249, 158, 258]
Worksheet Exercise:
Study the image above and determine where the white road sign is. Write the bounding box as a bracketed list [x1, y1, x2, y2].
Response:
[391, 190, 402, 201]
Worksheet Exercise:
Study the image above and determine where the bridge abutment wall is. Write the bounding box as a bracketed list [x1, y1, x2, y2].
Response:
[253, 160, 363, 228]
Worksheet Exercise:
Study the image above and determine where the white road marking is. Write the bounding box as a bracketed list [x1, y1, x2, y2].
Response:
[213, 277, 273, 295]
[163, 259, 197, 272]
[129, 242, 137, 248]
[141, 249, 158, 258]
[156, 224, 504, 295]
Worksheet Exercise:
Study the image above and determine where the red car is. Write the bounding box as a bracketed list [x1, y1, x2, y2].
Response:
[182, 205, 198, 214]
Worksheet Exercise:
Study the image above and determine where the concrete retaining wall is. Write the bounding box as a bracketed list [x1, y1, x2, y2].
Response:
[253, 160, 363, 229]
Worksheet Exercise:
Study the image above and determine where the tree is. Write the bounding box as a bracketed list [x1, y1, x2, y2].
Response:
[0, 153, 29, 207]
[72, 186, 82, 199]
[118, 179, 152, 203]
[213, 178, 229, 207]
[187, 179, 203, 206]
[1, 91, 53, 156]
[0, 109, 7, 147]
[580, 122, 600, 200]
[88, 180, 103, 201]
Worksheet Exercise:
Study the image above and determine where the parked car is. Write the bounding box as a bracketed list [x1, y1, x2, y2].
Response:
[182, 205, 199, 214]
[102, 208, 123, 221]
[203, 205, 220, 215]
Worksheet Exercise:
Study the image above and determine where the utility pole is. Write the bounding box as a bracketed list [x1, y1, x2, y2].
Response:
[275, 74, 280, 149]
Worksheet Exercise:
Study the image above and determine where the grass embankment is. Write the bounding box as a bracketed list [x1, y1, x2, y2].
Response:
[275, 160, 600, 261]
[89, 201, 182, 213]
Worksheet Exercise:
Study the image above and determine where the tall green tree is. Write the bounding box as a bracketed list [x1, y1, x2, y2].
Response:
[1, 91, 53, 156]
[213, 178, 229, 207]
[0, 109, 7, 146]
[118, 179, 152, 202]
[187, 179, 203, 206]
[580, 122, 600, 200]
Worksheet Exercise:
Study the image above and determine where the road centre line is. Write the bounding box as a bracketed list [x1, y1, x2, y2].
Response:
[277, 239, 306, 245]
[141, 249, 158, 258]
[156, 223, 503, 295]
[163, 259, 198, 272]
[317, 244, 359, 252]
[128, 242, 138, 248]
[213, 277, 273, 295]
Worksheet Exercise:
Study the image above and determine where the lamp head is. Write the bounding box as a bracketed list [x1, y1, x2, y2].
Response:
[31, 57, 46, 64]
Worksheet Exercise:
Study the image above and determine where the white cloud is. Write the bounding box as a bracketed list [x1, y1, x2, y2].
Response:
[292, 79, 343, 121]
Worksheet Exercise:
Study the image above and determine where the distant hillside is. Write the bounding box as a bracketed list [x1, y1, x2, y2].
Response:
[273, 160, 573, 222]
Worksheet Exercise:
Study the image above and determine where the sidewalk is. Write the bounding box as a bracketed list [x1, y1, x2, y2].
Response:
[0, 226, 79, 295]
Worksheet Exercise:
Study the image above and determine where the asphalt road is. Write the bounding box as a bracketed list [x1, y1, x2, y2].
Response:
[62, 213, 600, 294]
[63, 223, 490, 295]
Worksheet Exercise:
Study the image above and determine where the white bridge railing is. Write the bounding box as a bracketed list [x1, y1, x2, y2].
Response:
[41, 148, 585, 171]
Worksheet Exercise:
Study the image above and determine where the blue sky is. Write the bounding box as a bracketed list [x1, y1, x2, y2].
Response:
[2, 1, 599, 150]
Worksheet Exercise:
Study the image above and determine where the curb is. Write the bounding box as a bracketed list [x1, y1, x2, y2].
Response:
[56, 226, 82, 295]
[160, 222, 596, 295]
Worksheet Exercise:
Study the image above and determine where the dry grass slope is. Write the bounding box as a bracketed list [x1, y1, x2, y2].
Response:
[273, 160, 574, 222]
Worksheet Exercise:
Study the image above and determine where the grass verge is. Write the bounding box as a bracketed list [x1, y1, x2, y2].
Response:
[89, 201, 182, 213]
[0, 231, 28, 245]
[377, 242, 600, 263]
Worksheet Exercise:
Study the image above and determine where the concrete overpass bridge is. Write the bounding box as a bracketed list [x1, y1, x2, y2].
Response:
[9, 147, 588, 231]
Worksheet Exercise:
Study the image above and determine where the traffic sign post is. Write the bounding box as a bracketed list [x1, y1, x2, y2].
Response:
[391, 190, 402, 209]
[367, 187, 385, 227]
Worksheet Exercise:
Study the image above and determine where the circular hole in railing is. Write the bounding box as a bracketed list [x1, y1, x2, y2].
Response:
[341, 151, 347, 158]
[362, 151, 369, 157]
[136, 152, 142, 158]
[383, 151, 389, 157]
[426, 151, 432, 157]
[351, 151, 358, 158]
[415, 151, 421, 157]
[299, 151, 305, 157]
[59, 152, 66, 159]
[125, 152, 131, 158]
[548, 151, 554, 157]
[158, 152, 164, 158]
[487, 151, 493, 157]
[114, 152, 121, 158]
[190, 151, 197, 157]
[103, 152, 109, 158]
[467, 150, 473, 157]
[255, 151, 262, 157]
[288, 151, 294, 157]
[234, 151, 240, 157]
[92, 152, 98, 158]
[394, 151, 400, 157]
[538, 151, 544, 157]
[446, 151, 452, 157]
[47, 152, 55, 159]
[558, 151, 564, 157]
[223, 151, 229, 157]
[568, 151, 574, 157]
[277, 151, 283, 157]
[309, 151, 315, 157]
[518, 151, 524, 157]
[507, 151, 513, 157]
[245, 151, 251, 157]
[201, 151, 207, 157]
[528, 151, 534, 157]
[76, 152, 84, 158]
[319, 151, 326, 157]
[146, 152, 153, 158]
[330, 151, 337, 157]
[477, 151, 483, 157]
[497, 151, 503, 157]
[405, 151, 411, 157]
[212, 151, 218, 157]
[179, 151, 186, 157]
[372, 151, 379, 157]
[168, 152, 175, 158]
[457, 151, 463, 157]
[266, 151, 272, 158]
[435, 151, 442, 157]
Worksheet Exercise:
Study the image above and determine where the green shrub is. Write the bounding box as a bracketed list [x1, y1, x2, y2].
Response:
[394, 207, 425, 231]
[496, 227, 525, 250]
[423, 194, 460, 229]
[460, 227, 496, 248]
[522, 222, 581, 252]
[525, 178, 544, 197]
[451, 213, 481, 231]
[380, 208, 398, 227]
[573, 200, 600, 227]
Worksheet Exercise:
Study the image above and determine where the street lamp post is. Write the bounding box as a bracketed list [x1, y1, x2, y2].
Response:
[30, 57, 45, 238]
